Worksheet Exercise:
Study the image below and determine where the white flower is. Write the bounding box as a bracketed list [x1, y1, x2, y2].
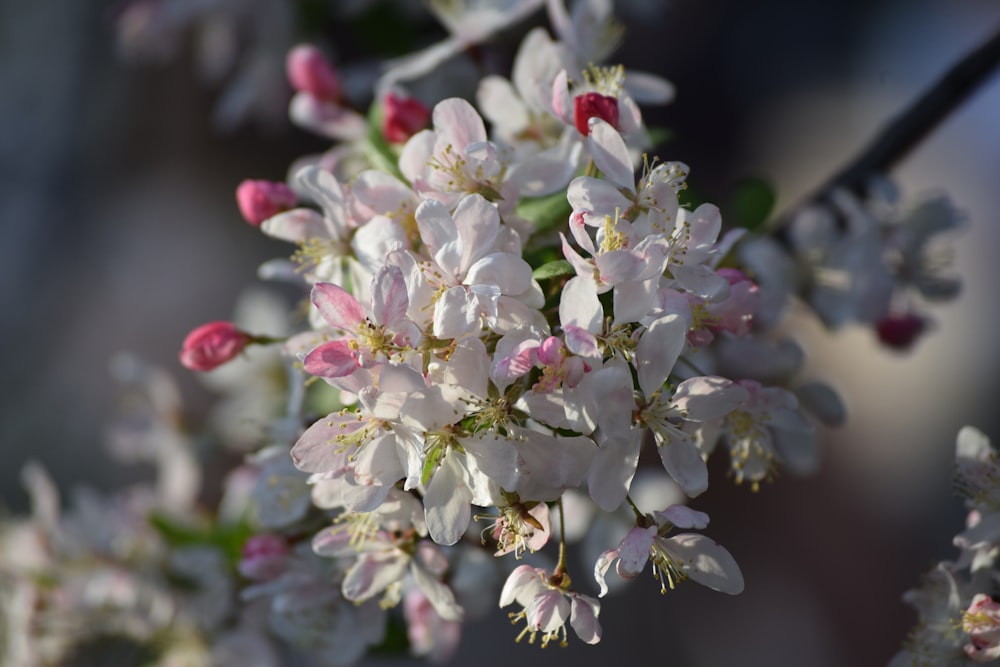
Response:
[499, 564, 602, 647]
[593, 504, 743, 597]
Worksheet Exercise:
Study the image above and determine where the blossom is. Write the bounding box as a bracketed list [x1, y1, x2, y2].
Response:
[302, 266, 421, 379]
[963, 594, 1000, 662]
[499, 564, 601, 647]
[594, 504, 743, 596]
[179, 321, 252, 371]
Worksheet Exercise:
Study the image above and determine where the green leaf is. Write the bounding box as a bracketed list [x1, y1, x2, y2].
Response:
[148, 512, 253, 567]
[532, 259, 575, 280]
[515, 191, 571, 234]
[727, 178, 776, 232]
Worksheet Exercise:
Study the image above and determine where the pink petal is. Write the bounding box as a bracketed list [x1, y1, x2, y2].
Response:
[303, 339, 359, 378]
[311, 282, 365, 330]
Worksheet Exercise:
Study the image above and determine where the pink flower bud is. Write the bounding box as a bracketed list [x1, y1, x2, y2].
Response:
[573, 92, 619, 135]
[382, 92, 430, 143]
[235, 179, 297, 227]
[179, 321, 252, 371]
[286, 45, 341, 101]
[238, 534, 289, 582]
[875, 312, 925, 350]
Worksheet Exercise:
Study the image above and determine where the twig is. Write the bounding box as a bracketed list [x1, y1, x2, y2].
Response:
[773, 24, 1000, 239]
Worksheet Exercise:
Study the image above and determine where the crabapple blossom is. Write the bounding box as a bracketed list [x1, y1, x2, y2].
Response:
[963, 594, 1000, 662]
[500, 564, 602, 647]
[303, 266, 421, 379]
[594, 504, 744, 596]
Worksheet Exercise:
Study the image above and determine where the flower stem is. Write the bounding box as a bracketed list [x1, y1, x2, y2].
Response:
[555, 496, 567, 577]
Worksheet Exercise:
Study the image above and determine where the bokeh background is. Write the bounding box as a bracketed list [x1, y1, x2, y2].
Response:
[3, 0, 1000, 665]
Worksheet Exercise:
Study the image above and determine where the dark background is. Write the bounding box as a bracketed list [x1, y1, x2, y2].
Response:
[3, 0, 1000, 665]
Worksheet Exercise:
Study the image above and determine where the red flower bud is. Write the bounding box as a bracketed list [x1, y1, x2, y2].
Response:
[382, 92, 431, 143]
[235, 179, 297, 227]
[876, 312, 925, 350]
[286, 45, 341, 102]
[573, 92, 619, 136]
[179, 321, 252, 371]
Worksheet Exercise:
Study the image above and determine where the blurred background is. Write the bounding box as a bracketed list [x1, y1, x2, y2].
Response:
[2, 0, 1000, 665]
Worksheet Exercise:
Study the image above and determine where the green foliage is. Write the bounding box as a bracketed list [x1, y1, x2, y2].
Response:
[726, 177, 776, 232]
[148, 512, 253, 568]
[515, 191, 572, 235]
[532, 259, 575, 280]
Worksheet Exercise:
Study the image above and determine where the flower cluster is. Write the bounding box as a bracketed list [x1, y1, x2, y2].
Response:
[891, 426, 1000, 666]
[5, 1, 976, 665]
[164, 1, 853, 659]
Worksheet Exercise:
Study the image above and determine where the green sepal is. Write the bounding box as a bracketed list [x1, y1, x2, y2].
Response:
[365, 102, 406, 182]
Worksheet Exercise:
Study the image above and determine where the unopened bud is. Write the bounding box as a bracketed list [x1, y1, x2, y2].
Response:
[382, 92, 430, 143]
[286, 45, 341, 102]
[179, 321, 252, 371]
[236, 179, 296, 226]
[574, 92, 619, 136]
[875, 312, 925, 350]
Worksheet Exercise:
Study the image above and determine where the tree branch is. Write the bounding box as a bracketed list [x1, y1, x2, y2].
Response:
[774, 24, 1000, 239]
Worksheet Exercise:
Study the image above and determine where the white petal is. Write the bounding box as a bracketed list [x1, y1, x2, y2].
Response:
[567, 176, 631, 215]
[587, 433, 641, 512]
[635, 314, 687, 397]
[585, 119, 634, 192]
[452, 193, 500, 275]
[624, 70, 676, 105]
[657, 434, 709, 498]
[433, 97, 487, 153]
[559, 275, 602, 333]
[260, 208, 326, 242]
[433, 285, 481, 339]
[410, 563, 464, 621]
[593, 549, 618, 598]
[424, 456, 474, 545]
[569, 595, 602, 644]
[465, 252, 532, 295]
[342, 552, 409, 602]
[671, 377, 749, 421]
[664, 533, 744, 595]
